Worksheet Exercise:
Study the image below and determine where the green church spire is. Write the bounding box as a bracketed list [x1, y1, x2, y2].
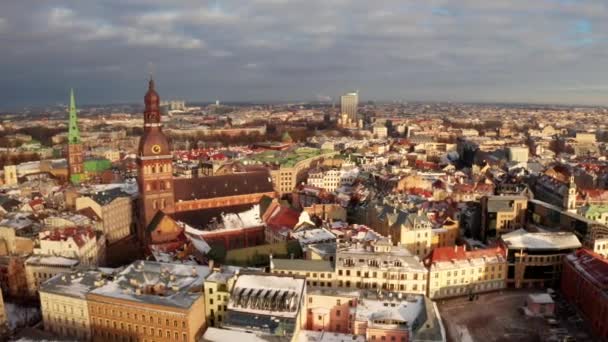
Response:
[68, 88, 81, 145]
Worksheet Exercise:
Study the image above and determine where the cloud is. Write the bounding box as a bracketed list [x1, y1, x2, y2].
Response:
[1, 0, 608, 107]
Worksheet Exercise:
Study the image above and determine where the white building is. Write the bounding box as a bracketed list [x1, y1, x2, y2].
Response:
[508, 146, 529, 163]
[35, 227, 104, 266]
[372, 125, 388, 139]
[307, 168, 359, 192]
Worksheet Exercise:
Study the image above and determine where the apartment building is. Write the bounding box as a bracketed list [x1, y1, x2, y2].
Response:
[35, 227, 105, 266]
[307, 168, 359, 192]
[480, 195, 528, 241]
[203, 266, 239, 328]
[273, 239, 428, 295]
[431, 217, 459, 250]
[39, 270, 106, 340]
[425, 246, 507, 299]
[86, 261, 209, 342]
[75, 188, 133, 243]
[304, 288, 432, 342]
[25, 255, 79, 296]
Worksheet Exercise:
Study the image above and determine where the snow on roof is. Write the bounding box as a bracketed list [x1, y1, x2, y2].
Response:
[501, 229, 581, 250]
[356, 295, 425, 329]
[291, 228, 335, 245]
[229, 274, 305, 319]
[40, 270, 106, 299]
[203, 327, 273, 342]
[26, 255, 79, 267]
[527, 293, 554, 304]
[89, 260, 209, 309]
[0, 212, 34, 230]
[297, 330, 365, 342]
[222, 204, 263, 230]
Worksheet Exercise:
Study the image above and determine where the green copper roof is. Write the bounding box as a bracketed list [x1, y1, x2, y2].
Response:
[70, 173, 84, 184]
[68, 88, 81, 145]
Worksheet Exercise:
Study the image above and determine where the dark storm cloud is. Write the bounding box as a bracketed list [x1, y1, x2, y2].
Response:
[1, 0, 608, 107]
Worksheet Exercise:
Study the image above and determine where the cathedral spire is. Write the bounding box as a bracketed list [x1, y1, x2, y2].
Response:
[67, 88, 84, 184]
[68, 88, 81, 144]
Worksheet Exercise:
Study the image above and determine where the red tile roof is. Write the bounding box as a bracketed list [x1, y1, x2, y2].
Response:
[425, 245, 506, 265]
[265, 206, 300, 231]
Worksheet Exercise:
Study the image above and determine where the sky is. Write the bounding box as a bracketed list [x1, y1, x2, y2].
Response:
[1, 0, 608, 108]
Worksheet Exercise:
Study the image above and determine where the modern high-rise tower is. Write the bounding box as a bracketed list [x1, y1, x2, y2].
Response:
[137, 78, 175, 233]
[340, 91, 359, 124]
[67, 89, 84, 184]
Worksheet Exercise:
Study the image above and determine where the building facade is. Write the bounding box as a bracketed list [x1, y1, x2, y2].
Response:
[480, 195, 527, 241]
[425, 246, 507, 299]
[39, 270, 105, 341]
[76, 190, 133, 244]
[87, 261, 209, 342]
[25, 255, 79, 296]
[35, 227, 103, 266]
[561, 249, 608, 340]
[501, 229, 581, 289]
[340, 92, 359, 126]
[272, 239, 428, 295]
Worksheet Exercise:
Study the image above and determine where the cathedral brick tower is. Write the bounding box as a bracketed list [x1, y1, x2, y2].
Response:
[67, 89, 84, 184]
[137, 79, 175, 236]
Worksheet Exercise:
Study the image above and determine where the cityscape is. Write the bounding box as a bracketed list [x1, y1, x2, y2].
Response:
[0, 1, 608, 342]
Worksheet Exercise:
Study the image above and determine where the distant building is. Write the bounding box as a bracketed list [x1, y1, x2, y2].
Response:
[340, 92, 359, 127]
[373, 125, 388, 139]
[507, 146, 529, 163]
[561, 249, 607, 340]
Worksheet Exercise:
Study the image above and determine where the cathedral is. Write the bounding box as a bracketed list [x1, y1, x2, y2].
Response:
[136, 79, 276, 249]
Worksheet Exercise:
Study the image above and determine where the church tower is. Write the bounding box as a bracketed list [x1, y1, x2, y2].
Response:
[67, 89, 84, 184]
[564, 175, 577, 213]
[137, 79, 175, 235]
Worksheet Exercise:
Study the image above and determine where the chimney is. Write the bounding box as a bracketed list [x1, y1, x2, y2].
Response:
[209, 259, 215, 271]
